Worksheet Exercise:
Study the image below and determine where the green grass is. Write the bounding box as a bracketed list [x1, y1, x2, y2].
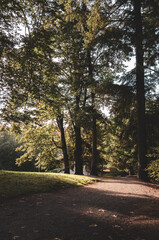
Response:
[0, 170, 99, 199]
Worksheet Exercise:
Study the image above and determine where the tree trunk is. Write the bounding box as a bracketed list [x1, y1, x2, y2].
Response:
[74, 95, 83, 175]
[74, 125, 83, 175]
[87, 50, 98, 176]
[134, 0, 148, 181]
[57, 116, 70, 174]
[90, 92, 98, 176]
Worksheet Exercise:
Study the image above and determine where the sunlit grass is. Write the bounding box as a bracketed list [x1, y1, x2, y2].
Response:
[0, 170, 99, 199]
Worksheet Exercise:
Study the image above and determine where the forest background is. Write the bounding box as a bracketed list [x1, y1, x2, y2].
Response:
[0, 0, 159, 182]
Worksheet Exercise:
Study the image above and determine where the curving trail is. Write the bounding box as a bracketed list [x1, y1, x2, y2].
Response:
[0, 176, 159, 240]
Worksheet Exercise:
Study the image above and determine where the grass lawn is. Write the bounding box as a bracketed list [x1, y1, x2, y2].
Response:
[0, 170, 98, 199]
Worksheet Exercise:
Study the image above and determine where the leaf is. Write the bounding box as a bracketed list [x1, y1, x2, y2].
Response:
[13, 236, 20, 240]
[89, 224, 98, 228]
[98, 209, 105, 212]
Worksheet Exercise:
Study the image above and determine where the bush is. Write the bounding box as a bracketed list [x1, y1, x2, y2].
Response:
[0, 130, 36, 171]
[0, 130, 20, 170]
[146, 159, 159, 182]
[109, 167, 127, 177]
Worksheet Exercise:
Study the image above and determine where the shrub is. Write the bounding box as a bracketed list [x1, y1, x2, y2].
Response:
[146, 159, 159, 182]
[109, 167, 127, 177]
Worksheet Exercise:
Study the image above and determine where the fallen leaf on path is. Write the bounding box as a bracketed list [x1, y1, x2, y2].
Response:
[98, 209, 105, 212]
[89, 224, 98, 228]
[114, 225, 121, 228]
[12, 236, 20, 240]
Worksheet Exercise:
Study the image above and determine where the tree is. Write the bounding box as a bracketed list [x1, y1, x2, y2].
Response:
[16, 122, 64, 171]
[1, 0, 88, 175]
[87, 50, 98, 175]
[1, 2, 70, 172]
[103, 0, 159, 180]
[1, 0, 158, 180]
[62, 0, 129, 175]
[0, 129, 19, 170]
[104, 83, 137, 175]
[56, 115, 70, 173]
[133, 0, 159, 180]
[0, 127, 36, 171]
[133, 0, 147, 180]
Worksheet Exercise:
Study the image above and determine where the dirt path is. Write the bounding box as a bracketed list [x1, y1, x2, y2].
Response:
[0, 176, 159, 240]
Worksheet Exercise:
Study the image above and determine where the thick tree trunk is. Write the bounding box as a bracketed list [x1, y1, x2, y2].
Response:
[74, 95, 83, 175]
[74, 125, 83, 175]
[90, 92, 98, 176]
[57, 116, 70, 174]
[87, 50, 98, 175]
[134, 0, 148, 180]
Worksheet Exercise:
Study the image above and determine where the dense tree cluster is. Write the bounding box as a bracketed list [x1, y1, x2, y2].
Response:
[0, 0, 159, 181]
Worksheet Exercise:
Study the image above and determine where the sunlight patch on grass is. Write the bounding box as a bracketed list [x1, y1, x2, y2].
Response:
[0, 170, 98, 199]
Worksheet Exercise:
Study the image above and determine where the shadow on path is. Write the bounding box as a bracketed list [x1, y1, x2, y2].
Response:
[0, 177, 159, 240]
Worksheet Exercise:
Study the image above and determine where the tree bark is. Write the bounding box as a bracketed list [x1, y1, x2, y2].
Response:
[56, 116, 70, 174]
[90, 92, 98, 176]
[87, 50, 98, 176]
[74, 125, 83, 175]
[134, 0, 148, 180]
[74, 95, 83, 175]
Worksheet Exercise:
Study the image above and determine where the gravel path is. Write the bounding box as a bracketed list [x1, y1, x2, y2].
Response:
[0, 176, 159, 240]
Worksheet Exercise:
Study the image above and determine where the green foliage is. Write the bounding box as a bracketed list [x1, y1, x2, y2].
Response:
[0, 170, 98, 199]
[103, 83, 137, 175]
[0, 0, 159, 179]
[16, 123, 63, 171]
[146, 97, 159, 148]
[109, 167, 127, 177]
[0, 130, 19, 170]
[146, 97, 159, 181]
[0, 129, 37, 171]
[146, 146, 159, 182]
[146, 159, 159, 182]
